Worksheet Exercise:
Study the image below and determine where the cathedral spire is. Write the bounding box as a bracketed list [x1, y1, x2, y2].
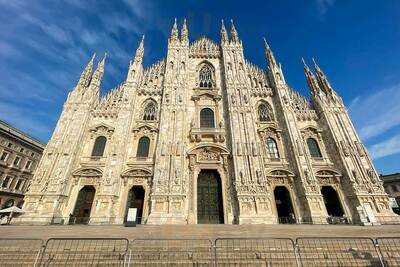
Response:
[302, 58, 319, 95]
[220, 19, 229, 44]
[78, 53, 96, 88]
[89, 53, 106, 94]
[312, 58, 333, 94]
[263, 37, 277, 68]
[180, 18, 189, 44]
[230, 19, 239, 43]
[134, 35, 145, 63]
[170, 18, 179, 42]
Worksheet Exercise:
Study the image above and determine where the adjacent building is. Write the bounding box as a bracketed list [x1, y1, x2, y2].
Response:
[17, 19, 399, 225]
[381, 173, 400, 215]
[0, 120, 45, 209]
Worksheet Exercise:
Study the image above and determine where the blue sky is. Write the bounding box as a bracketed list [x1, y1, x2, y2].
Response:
[0, 0, 399, 174]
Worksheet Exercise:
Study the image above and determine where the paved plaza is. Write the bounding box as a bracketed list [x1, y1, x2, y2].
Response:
[1, 224, 399, 239]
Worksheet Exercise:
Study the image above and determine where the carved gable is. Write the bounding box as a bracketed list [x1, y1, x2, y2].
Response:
[189, 37, 220, 58]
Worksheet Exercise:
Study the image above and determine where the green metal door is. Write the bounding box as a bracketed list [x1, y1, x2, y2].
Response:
[197, 170, 223, 224]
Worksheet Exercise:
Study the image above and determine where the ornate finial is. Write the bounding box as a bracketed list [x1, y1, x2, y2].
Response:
[220, 19, 228, 43]
[181, 18, 189, 43]
[301, 57, 310, 70]
[170, 18, 178, 40]
[311, 58, 333, 94]
[230, 19, 239, 43]
[312, 57, 322, 72]
[133, 35, 145, 63]
[263, 37, 270, 49]
[78, 53, 96, 88]
[263, 37, 277, 67]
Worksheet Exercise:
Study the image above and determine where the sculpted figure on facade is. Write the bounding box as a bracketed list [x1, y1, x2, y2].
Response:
[16, 19, 399, 226]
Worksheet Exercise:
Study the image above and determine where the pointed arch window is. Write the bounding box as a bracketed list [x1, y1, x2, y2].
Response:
[258, 103, 273, 122]
[266, 137, 279, 158]
[200, 108, 215, 128]
[143, 101, 157, 121]
[307, 138, 322, 158]
[137, 136, 150, 158]
[91, 136, 107, 157]
[199, 64, 214, 88]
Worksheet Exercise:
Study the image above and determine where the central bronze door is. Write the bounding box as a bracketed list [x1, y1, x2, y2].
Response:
[197, 170, 224, 224]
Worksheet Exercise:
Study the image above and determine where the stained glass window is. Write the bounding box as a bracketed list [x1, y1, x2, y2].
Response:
[199, 65, 214, 88]
[258, 103, 273, 122]
[137, 136, 150, 158]
[200, 108, 215, 128]
[307, 138, 322, 158]
[91, 136, 107, 157]
[143, 101, 157, 121]
[266, 137, 279, 158]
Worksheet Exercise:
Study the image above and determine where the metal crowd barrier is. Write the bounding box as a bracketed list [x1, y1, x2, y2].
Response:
[129, 238, 214, 266]
[0, 238, 43, 266]
[1, 237, 400, 266]
[296, 237, 382, 267]
[38, 238, 129, 266]
[215, 237, 298, 266]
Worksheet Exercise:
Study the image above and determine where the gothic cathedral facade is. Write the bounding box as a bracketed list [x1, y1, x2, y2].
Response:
[18, 20, 398, 225]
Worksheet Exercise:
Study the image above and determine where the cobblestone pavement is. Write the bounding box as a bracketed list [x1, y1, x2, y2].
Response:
[0, 224, 399, 239]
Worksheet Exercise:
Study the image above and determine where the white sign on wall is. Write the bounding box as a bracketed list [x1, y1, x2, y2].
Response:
[127, 208, 137, 223]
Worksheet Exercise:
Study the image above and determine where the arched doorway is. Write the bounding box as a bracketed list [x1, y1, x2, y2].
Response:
[197, 170, 224, 224]
[125, 186, 145, 224]
[321, 186, 344, 217]
[72, 185, 96, 224]
[274, 186, 296, 224]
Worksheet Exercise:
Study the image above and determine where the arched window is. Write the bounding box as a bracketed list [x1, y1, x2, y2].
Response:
[143, 101, 157, 121]
[91, 136, 107, 157]
[307, 138, 322, 158]
[266, 137, 279, 158]
[199, 64, 214, 88]
[258, 103, 273, 122]
[200, 108, 215, 128]
[137, 136, 150, 158]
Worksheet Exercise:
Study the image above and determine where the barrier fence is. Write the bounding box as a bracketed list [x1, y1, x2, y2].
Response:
[130, 238, 214, 266]
[2, 237, 400, 266]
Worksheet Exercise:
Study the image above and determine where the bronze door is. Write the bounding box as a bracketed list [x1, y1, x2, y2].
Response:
[72, 186, 95, 224]
[197, 170, 224, 224]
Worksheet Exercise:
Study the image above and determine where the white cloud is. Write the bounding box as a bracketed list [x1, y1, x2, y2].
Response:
[369, 133, 400, 159]
[349, 83, 400, 140]
[316, 0, 335, 15]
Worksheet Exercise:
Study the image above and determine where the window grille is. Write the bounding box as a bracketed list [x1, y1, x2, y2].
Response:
[307, 138, 322, 158]
[91, 136, 107, 157]
[143, 102, 157, 121]
[258, 103, 273, 122]
[200, 108, 215, 128]
[199, 65, 214, 88]
[266, 137, 280, 158]
[137, 137, 150, 158]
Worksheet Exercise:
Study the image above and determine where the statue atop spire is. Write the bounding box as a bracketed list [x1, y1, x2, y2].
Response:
[78, 53, 96, 88]
[220, 19, 228, 44]
[134, 35, 145, 63]
[170, 18, 179, 42]
[230, 19, 239, 43]
[89, 53, 106, 93]
[180, 18, 189, 44]
[302, 58, 319, 95]
[263, 37, 277, 68]
[312, 58, 333, 94]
